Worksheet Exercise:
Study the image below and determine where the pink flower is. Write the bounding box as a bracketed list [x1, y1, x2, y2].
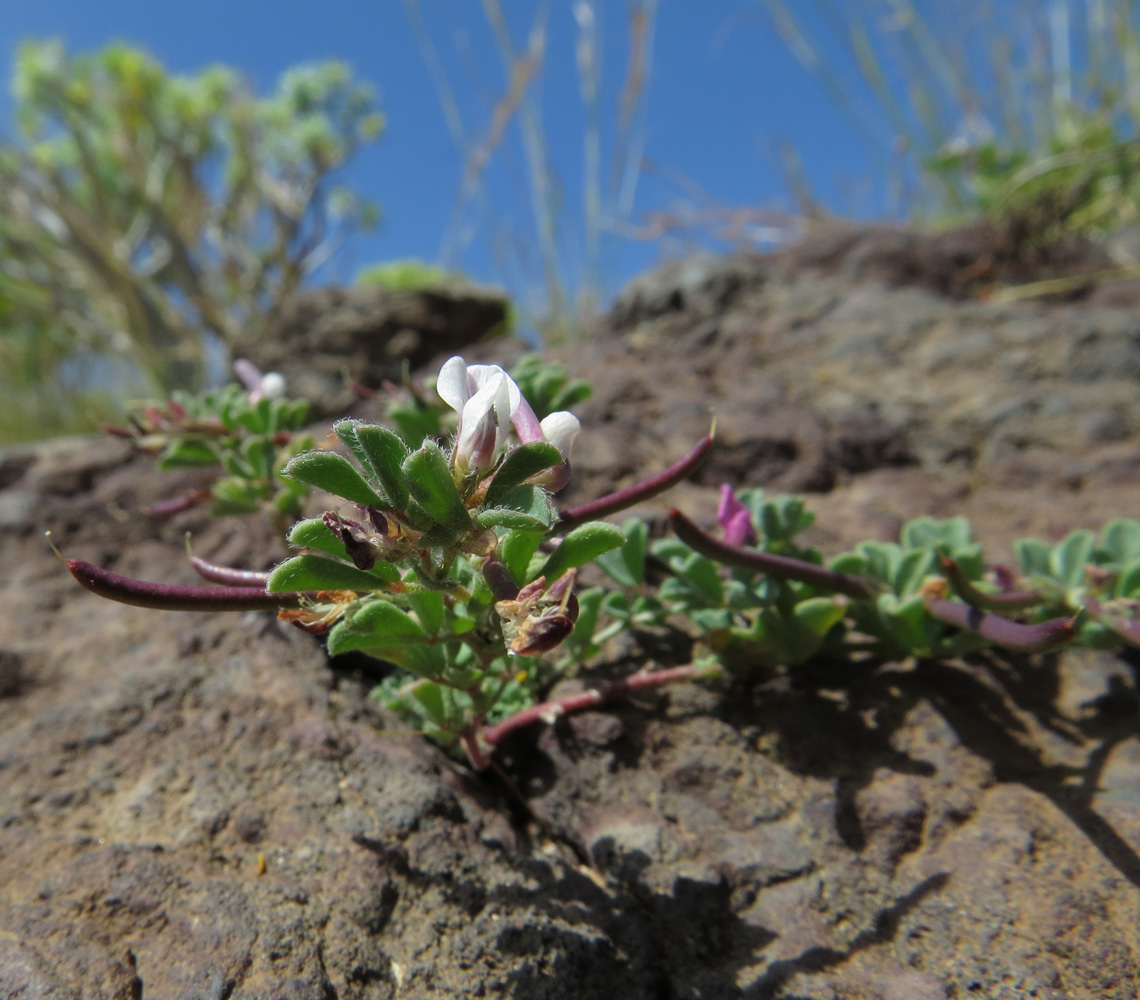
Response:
[717, 484, 757, 548]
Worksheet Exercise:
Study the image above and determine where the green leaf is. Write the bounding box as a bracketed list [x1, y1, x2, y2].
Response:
[880, 593, 933, 653]
[594, 518, 648, 587]
[541, 521, 626, 580]
[410, 681, 449, 727]
[476, 485, 557, 531]
[562, 586, 606, 659]
[156, 439, 218, 469]
[1051, 530, 1096, 588]
[283, 451, 383, 506]
[893, 548, 937, 598]
[484, 442, 561, 506]
[333, 419, 379, 483]
[679, 553, 725, 605]
[405, 590, 445, 635]
[402, 441, 471, 534]
[354, 423, 411, 511]
[902, 516, 972, 550]
[549, 379, 593, 412]
[387, 403, 441, 450]
[794, 597, 847, 638]
[348, 599, 430, 642]
[1101, 519, 1140, 564]
[326, 621, 398, 657]
[829, 551, 868, 577]
[267, 554, 392, 594]
[1015, 537, 1053, 577]
[500, 530, 544, 585]
[288, 517, 348, 560]
[1116, 561, 1140, 598]
[221, 451, 254, 479]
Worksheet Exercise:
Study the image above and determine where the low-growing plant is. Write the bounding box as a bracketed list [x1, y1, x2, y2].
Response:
[63, 355, 713, 769]
[60, 356, 1140, 773]
[106, 360, 313, 528]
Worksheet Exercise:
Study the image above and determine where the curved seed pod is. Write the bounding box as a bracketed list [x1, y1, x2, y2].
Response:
[669, 509, 883, 601]
[557, 431, 714, 532]
[939, 555, 1042, 612]
[189, 555, 272, 588]
[923, 595, 1076, 653]
[64, 557, 301, 611]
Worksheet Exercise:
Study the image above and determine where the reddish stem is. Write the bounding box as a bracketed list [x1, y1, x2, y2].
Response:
[939, 555, 1041, 612]
[189, 555, 272, 588]
[923, 596, 1076, 653]
[669, 509, 883, 600]
[477, 662, 721, 764]
[149, 490, 211, 517]
[65, 557, 302, 612]
[556, 432, 714, 532]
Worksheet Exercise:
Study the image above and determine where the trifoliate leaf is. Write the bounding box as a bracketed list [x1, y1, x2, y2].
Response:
[283, 451, 383, 506]
[476, 485, 557, 531]
[333, 419, 379, 484]
[541, 521, 625, 580]
[354, 423, 411, 511]
[288, 517, 348, 560]
[484, 442, 561, 506]
[402, 441, 471, 534]
[267, 554, 395, 594]
[348, 599, 430, 642]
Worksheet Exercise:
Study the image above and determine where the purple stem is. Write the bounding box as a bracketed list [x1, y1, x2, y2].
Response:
[149, 491, 209, 517]
[939, 555, 1042, 612]
[1084, 597, 1140, 648]
[478, 662, 721, 763]
[923, 596, 1076, 653]
[556, 432, 714, 532]
[65, 558, 302, 612]
[189, 555, 272, 588]
[669, 509, 883, 600]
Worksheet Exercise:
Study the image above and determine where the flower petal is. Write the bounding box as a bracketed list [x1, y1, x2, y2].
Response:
[468, 363, 522, 415]
[539, 411, 581, 459]
[437, 356, 473, 412]
[233, 358, 263, 394]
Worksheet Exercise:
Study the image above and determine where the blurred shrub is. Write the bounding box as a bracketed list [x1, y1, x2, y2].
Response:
[355, 259, 456, 293]
[0, 40, 382, 443]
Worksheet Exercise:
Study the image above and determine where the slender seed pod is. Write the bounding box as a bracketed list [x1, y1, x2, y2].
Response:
[557, 431, 714, 532]
[62, 554, 300, 612]
[939, 554, 1042, 612]
[669, 509, 883, 601]
[923, 596, 1076, 653]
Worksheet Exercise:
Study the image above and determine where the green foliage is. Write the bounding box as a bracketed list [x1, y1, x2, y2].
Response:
[764, 1, 1140, 242]
[584, 488, 1140, 672]
[355, 259, 456, 293]
[509, 355, 594, 419]
[120, 378, 313, 524]
[0, 40, 382, 440]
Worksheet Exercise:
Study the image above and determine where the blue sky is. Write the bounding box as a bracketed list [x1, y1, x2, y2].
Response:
[0, 2, 1049, 312]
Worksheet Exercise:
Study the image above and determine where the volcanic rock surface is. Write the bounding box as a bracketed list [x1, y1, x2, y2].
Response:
[2, 227, 1140, 998]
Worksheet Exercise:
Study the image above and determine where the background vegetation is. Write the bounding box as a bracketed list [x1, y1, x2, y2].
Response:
[3, 2, 1140, 444]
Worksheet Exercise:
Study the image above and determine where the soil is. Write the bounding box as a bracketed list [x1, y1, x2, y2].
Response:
[2, 223, 1140, 998]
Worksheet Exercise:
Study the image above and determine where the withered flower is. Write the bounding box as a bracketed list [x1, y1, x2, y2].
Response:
[495, 569, 579, 656]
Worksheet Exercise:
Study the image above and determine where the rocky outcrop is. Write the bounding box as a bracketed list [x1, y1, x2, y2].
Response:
[2, 232, 1140, 997]
[234, 283, 510, 418]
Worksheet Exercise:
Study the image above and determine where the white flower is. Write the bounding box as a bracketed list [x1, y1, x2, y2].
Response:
[436, 356, 581, 485]
[234, 358, 286, 403]
[437, 357, 516, 476]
